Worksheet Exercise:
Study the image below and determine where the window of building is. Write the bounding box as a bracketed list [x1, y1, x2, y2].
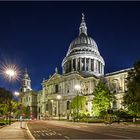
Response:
[67, 101, 70, 110]
[113, 100, 117, 109]
[55, 84, 58, 93]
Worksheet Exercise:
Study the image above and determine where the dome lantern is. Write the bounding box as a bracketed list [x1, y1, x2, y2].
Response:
[79, 13, 87, 35]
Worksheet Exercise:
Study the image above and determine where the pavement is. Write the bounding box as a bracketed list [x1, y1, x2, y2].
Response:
[0, 121, 34, 140]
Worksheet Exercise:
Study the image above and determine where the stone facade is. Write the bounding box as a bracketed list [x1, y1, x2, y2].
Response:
[19, 14, 130, 119]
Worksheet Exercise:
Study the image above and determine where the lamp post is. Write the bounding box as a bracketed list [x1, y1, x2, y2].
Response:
[50, 99, 53, 119]
[75, 84, 81, 122]
[57, 95, 61, 120]
[14, 91, 20, 106]
[4, 68, 17, 125]
[14, 91, 20, 120]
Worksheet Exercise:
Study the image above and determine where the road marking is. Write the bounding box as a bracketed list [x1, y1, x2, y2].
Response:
[104, 133, 132, 139]
[52, 131, 57, 135]
[57, 133, 62, 136]
[36, 134, 40, 137]
[41, 133, 45, 136]
[64, 136, 70, 139]
[45, 133, 50, 136]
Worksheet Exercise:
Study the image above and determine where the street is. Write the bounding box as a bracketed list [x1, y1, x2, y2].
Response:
[28, 120, 140, 139]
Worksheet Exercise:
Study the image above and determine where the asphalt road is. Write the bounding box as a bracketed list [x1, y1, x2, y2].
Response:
[28, 120, 140, 139]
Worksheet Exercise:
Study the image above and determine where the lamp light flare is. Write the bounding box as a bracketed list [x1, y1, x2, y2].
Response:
[5, 69, 16, 77]
[51, 99, 54, 102]
[57, 95, 61, 99]
[14, 91, 19, 96]
[0, 63, 21, 82]
[75, 84, 81, 91]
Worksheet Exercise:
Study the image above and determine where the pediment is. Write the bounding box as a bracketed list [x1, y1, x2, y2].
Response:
[47, 73, 62, 83]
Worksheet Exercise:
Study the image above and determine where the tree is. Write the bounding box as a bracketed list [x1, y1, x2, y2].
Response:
[0, 87, 13, 117]
[123, 61, 140, 120]
[70, 95, 86, 118]
[92, 79, 114, 116]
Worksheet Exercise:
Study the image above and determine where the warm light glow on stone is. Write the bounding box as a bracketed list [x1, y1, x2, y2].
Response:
[57, 95, 61, 99]
[75, 84, 81, 91]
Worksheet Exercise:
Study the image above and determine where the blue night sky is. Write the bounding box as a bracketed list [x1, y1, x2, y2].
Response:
[0, 1, 140, 91]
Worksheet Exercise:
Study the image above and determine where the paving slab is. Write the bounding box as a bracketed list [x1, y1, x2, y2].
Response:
[0, 121, 33, 140]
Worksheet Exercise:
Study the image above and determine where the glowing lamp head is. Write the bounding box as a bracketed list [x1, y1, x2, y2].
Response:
[51, 99, 54, 102]
[57, 95, 61, 100]
[14, 91, 19, 96]
[5, 69, 16, 77]
[75, 84, 81, 91]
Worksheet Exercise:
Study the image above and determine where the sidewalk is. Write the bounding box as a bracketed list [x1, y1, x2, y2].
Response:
[0, 121, 34, 140]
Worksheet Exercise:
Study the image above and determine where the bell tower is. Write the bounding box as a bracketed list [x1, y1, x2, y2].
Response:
[20, 69, 32, 93]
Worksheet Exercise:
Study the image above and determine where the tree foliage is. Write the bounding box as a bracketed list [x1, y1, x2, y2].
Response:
[123, 60, 140, 116]
[92, 79, 114, 116]
[70, 95, 86, 117]
[0, 87, 13, 116]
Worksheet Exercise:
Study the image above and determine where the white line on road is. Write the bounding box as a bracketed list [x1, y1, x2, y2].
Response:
[41, 133, 45, 136]
[64, 136, 70, 139]
[57, 133, 62, 136]
[45, 133, 50, 136]
[36, 134, 40, 137]
[104, 133, 132, 139]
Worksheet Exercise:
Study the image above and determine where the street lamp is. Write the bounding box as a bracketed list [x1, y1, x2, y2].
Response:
[5, 68, 17, 82]
[14, 91, 20, 120]
[75, 84, 81, 122]
[4, 67, 18, 125]
[14, 91, 20, 97]
[14, 91, 20, 104]
[57, 95, 61, 120]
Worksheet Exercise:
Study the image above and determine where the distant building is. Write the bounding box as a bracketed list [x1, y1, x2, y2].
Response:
[19, 14, 130, 120]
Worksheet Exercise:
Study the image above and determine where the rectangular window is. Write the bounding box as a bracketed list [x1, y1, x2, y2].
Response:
[55, 85, 58, 93]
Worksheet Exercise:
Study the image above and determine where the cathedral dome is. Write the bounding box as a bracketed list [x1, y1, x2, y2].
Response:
[70, 33, 97, 49]
[66, 33, 99, 57]
[62, 14, 105, 77]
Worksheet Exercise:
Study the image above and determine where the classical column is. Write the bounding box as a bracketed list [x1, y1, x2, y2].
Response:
[65, 62, 68, 73]
[88, 58, 91, 71]
[99, 61, 101, 73]
[77, 58, 80, 71]
[67, 61, 69, 72]
[94, 60, 96, 72]
[69, 61, 72, 72]
[84, 58, 86, 71]
[76, 58, 78, 71]
[100, 62, 102, 74]
[98, 61, 100, 73]
[101, 63, 103, 75]
[80, 58, 82, 71]
[71, 59, 73, 71]
[102, 64, 104, 75]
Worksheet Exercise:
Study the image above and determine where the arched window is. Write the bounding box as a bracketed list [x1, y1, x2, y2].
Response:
[113, 100, 117, 109]
[111, 79, 120, 93]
